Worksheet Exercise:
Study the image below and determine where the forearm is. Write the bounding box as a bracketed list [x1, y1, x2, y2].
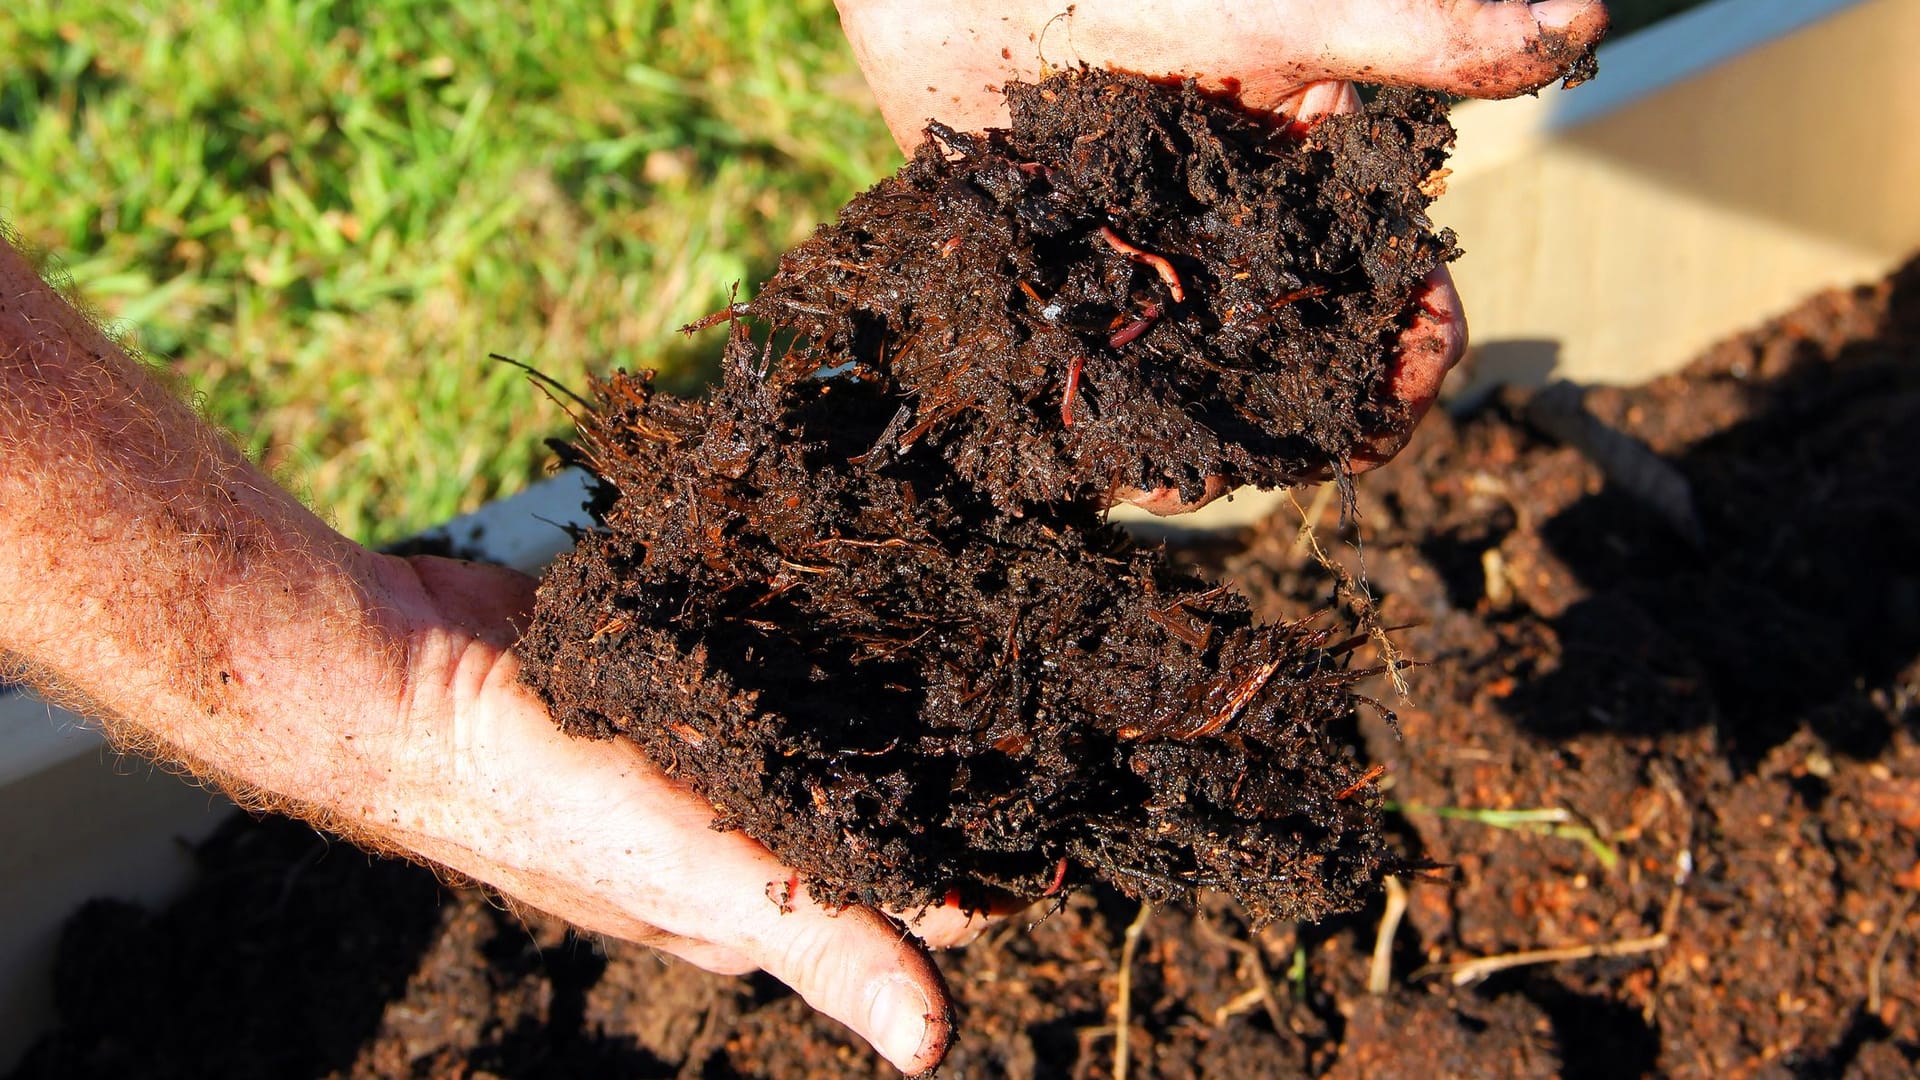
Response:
[0, 236, 412, 806]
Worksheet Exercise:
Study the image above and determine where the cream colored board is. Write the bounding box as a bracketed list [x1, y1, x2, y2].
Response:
[1442, 0, 1920, 392]
[0, 746, 232, 1068]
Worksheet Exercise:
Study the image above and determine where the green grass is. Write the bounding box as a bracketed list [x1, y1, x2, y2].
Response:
[0, 0, 898, 544]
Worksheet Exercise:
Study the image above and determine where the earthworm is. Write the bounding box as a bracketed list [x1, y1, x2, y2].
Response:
[1040, 856, 1071, 897]
[1099, 225, 1185, 303]
[1060, 355, 1086, 427]
[1108, 303, 1161, 348]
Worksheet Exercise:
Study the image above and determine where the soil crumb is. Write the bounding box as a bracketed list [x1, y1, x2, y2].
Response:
[517, 365, 1388, 920]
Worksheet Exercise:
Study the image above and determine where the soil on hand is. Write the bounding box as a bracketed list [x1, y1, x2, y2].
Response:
[513, 69, 1457, 923]
[745, 72, 1456, 506]
[516, 363, 1388, 921]
[19, 254, 1919, 1080]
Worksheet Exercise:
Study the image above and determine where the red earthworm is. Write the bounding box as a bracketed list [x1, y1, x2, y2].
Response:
[1099, 225, 1185, 303]
[1040, 856, 1070, 897]
[1060, 355, 1086, 427]
[1108, 302, 1161, 348]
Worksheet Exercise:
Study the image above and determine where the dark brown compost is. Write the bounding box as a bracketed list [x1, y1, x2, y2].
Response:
[746, 72, 1458, 506]
[515, 70, 1463, 922]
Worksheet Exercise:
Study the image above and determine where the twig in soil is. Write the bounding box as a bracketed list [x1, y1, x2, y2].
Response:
[1413, 933, 1670, 987]
[1180, 656, 1283, 739]
[1112, 900, 1156, 1080]
[1214, 986, 1269, 1027]
[1367, 875, 1409, 994]
[488, 352, 592, 411]
[1194, 915, 1285, 1032]
[677, 302, 750, 334]
[1289, 482, 1338, 563]
[1335, 764, 1387, 801]
[1270, 284, 1329, 309]
[1640, 759, 1696, 1022]
[1867, 890, 1916, 1015]
[1286, 489, 1414, 703]
[1074, 1026, 1117, 1080]
[1098, 225, 1185, 303]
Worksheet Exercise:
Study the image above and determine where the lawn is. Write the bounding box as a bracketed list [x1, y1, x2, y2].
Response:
[1, 1, 1691, 546]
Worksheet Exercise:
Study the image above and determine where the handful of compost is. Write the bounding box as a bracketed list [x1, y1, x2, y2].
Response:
[518, 70, 1457, 922]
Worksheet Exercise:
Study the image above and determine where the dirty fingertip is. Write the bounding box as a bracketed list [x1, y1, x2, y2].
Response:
[1277, 79, 1363, 127]
[1529, 0, 1612, 39]
[868, 974, 949, 1075]
[908, 898, 995, 949]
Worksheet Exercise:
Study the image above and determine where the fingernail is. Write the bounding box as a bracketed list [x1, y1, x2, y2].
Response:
[1530, 0, 1596, 33]
[868, 976, 933, 1070]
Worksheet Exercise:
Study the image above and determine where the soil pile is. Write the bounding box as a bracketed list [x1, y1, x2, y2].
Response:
[516, 71, 1458, 920]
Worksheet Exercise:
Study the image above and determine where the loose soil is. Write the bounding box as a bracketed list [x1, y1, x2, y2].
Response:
[518, 367, 1388, 920]
[739, 71, 1456, 505]
[19, 257, 1919, 1079]
[514, 70, 1457, 921]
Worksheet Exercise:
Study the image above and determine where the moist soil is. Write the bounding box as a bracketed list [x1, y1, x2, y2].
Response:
[513, 71, 1456, 922]
[736, 70, 1456, 506]
[18, 258, 1920, 1079]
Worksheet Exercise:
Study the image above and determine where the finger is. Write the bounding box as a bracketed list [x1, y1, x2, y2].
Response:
[585, 764, 953, 1068]
[1115, 475, 1233, 516]
[650, 935, 762, 976]
[431, 721, 951, 1072]
[730, 885, 952, 1074]
[1390, 264, 1467, 412]
[1313, 0, 1610, 99]
[653, 833, 951, 1075]
[1270, 79, 1363, 130]
[1354, 264, 1466, 471]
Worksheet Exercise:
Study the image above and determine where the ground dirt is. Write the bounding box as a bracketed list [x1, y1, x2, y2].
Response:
[17, 255, 1920, 1079]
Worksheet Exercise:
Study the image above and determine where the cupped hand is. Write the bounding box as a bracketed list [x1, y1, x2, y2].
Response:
[330, 554, 985, 1074]
[836, 0, 1608, 512]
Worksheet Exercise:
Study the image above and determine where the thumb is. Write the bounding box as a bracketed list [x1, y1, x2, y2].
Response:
[743, 891, 953, 1074]
[1319, 0, 1610, 98]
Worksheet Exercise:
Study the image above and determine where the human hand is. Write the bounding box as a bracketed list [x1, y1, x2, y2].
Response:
[325, 554, 984, 1073]
[835, 0, 1608, 512]
[1, 227, 976, 1074]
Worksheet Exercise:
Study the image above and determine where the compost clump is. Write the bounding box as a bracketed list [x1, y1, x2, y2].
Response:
[517, 70, 1461, 922]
